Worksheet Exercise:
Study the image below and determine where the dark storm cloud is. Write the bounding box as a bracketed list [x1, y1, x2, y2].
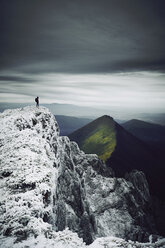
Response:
[0, 75, 35, 83]
[1, 0, 165, 74]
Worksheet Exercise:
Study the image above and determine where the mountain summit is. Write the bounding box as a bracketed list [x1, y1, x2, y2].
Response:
[69, 115, 116, 161]
[0, 107, 164, 248]
[69, 115, 156, 176]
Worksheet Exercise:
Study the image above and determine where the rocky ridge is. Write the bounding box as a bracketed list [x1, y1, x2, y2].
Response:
[0, 106, 164, 248]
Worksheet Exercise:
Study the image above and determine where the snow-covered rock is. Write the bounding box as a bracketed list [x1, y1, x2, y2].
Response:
[0, 107, 59, 242]
[0, 106, 164, 248]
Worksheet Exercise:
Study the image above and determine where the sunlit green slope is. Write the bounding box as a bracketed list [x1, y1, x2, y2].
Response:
[69, 115, 116, 161]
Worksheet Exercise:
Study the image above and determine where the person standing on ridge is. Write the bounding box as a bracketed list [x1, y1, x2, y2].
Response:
[35, 96, 39, 107]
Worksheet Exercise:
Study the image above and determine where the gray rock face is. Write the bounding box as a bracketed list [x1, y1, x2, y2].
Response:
[54, 138, 96, 244]
[54, 139, 157, 243]
[125, 170, 150, 202]
[0, 106, 159, 247]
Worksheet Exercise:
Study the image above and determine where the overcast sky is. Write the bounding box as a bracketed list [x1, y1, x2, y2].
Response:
[0, 0, 165, 114]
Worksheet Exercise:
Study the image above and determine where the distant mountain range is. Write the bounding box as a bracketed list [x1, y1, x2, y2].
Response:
[0, 102, 106, 118]
[1, 102, 165, 125]
[69, 115, 164, 199]
[137, 113, 165, 126]
[122, 119, 165, 147]
[55, 115, 93, 136]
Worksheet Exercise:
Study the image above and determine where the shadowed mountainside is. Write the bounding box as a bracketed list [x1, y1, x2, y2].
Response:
[122, 119, 165, 147]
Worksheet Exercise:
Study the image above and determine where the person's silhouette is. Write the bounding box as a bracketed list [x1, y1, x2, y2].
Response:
[35, 96, 39, 107]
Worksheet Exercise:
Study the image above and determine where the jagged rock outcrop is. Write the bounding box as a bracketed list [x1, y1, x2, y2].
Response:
[125, 170, 150, 202]
[55, 140, 157, 243]
[0, 106, 164, 248]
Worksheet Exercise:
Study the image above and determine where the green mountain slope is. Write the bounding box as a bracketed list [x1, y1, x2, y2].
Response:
[69, 115, 116, 161]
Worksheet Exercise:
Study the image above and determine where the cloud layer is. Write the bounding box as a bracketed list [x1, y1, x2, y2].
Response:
[1, 72, 165, 113]
[0, 0, 165, 113]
